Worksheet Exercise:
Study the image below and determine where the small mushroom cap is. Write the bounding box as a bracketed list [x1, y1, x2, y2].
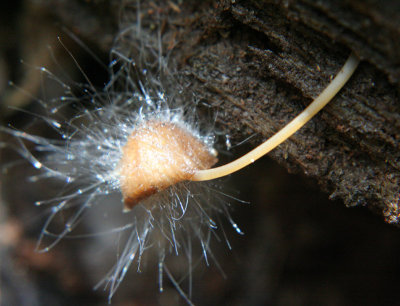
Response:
[119, 121, 217, 210]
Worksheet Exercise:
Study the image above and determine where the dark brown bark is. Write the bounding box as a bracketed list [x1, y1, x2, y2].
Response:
[164, 0, 400, 223]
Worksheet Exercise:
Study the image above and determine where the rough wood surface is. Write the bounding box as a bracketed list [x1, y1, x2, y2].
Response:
[162, 0, 400, 223]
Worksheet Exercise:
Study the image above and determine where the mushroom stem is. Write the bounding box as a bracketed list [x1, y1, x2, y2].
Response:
[191, 53, 360, 182]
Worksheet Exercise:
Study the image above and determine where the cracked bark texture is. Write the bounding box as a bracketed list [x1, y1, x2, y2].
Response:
[162, 0, 400, 223]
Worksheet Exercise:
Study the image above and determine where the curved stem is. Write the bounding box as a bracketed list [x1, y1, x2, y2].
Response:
[192, 53, 360, 181]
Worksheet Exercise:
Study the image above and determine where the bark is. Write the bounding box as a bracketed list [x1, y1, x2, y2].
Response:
[166, 0, 400, 223]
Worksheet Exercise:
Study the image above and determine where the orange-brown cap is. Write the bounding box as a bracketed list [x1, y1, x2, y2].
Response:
[118, 121, 218, 210]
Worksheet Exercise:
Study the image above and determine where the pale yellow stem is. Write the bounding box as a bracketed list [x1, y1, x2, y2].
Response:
[192, 53, 360, 181]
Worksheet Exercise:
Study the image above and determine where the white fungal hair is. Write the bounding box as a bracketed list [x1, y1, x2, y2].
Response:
[1, 1, 244, 303]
